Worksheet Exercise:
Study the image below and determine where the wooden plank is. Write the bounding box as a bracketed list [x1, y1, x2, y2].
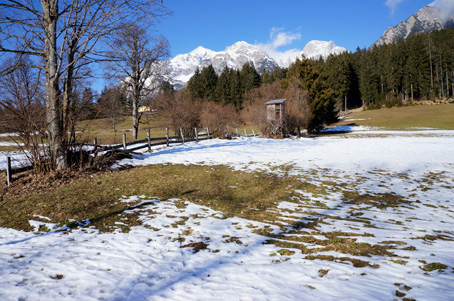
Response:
[147, 129, 151, 151]
[6, 157, 12, 186]
[128, 141, 167, 152]
[13, 165, 34, 174]
[180, 128, 185, 144]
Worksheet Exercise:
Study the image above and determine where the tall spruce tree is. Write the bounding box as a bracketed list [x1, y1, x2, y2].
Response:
[200, 64, 218, 100]
[215, 67, 231, 105]
[293, 57, 338, 133]
[240, 63, 261, 94]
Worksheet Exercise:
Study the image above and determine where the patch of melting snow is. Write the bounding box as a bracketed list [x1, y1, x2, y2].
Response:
[1, 129, 454, 300]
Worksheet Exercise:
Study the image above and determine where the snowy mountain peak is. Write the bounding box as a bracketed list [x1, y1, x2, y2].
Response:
[226, 41, 252, 50]
[302, 40, 348, 60]
[415, 5, 444, 22]
[374, 5, 454, 46]
[190, 46, 217, 58]
[169, 41, 278, 89]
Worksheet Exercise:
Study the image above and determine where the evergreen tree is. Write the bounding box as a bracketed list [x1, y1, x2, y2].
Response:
[229, 69, 243, 110]
[293, 57, 338, 133]
[240, 63, 261, 94]
[187, 67, 202, 99]
[215, 67, 231, 105]
[199, 64, 218, 100]
[261, 69, 272, 84]
[187, 65, 219, 101]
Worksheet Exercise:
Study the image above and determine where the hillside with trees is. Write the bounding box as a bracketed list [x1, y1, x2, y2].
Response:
[320, 27, 454, 109]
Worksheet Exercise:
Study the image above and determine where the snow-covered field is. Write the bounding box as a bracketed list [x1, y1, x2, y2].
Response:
[1, 126, 454, 300]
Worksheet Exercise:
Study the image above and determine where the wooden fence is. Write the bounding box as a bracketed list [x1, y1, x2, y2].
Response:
[3, 127, 259, 186]
[89, 127, 211, 153]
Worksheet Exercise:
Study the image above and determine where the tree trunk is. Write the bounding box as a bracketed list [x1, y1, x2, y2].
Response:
[63, 43, 76, 144]
[132, 97, 139, 139]
[42, 0, 66, 170]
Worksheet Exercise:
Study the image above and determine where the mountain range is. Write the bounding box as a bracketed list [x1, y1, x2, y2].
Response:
[169, 40, 347, 88]
[374, 5, 454, 46]
[167, 4, 454, 89]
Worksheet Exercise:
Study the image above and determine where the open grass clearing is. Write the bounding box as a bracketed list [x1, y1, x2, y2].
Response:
[335, 103, 454, 130]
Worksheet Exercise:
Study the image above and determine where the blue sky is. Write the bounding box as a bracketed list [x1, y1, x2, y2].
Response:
[157, 0, 441, 58]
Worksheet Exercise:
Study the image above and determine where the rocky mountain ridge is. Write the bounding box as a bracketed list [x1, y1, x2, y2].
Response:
[169, 40, 347, 88]
[374, 5, 454, 46]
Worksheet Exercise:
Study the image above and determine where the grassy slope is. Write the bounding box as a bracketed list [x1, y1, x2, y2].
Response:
[335, 103, 454, 130]
[77, 115, 259, 145]
[0, 165, 308, 232]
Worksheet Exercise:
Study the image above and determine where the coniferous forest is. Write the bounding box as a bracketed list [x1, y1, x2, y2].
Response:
[320, 27, 454, 110]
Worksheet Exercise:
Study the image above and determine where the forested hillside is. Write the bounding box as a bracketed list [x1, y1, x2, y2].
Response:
[320, 27, 454, 109]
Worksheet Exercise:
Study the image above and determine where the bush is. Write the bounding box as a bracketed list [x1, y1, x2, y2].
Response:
[156, 89, 201, 136]
[242, 82, 284, 134]
[200, 102, 240, 138]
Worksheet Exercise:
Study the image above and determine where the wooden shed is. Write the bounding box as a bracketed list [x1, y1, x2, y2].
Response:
[265, 98, 287, 137]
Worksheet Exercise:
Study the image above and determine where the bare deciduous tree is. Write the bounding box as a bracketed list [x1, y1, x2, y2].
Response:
[242, 81, 283, 133]
[97, 86, 128, 133]
[200, 102, 240, 138]
[0, 0, 169, 170]
[0, 57, 48, 171]
[156, 89, 201, 137]
[284, 78, 312, 135]
[105, 24, 169, 139]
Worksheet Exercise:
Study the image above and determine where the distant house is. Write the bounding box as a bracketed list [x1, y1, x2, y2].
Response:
[265, 98, 286, 137]
[138, 106, 151, 113]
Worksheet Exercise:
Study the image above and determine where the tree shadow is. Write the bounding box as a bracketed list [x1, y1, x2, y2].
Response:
[319, 123, 358, 135]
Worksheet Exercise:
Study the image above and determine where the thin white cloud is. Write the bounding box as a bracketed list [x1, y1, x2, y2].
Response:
[430, 0, 454, 20]
[259, 29, 303, 67]
[386, 0, 407, 15]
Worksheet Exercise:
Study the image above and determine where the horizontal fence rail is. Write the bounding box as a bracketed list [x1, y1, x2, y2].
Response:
[87, 128, 211, 152]
[2, 127, 259, 185]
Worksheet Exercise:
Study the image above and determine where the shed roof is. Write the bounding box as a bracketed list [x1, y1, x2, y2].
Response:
[265, 98, 287, 105]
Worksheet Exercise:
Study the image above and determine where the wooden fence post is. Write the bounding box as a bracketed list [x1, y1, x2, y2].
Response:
[180, 128, 185, 144]
[206, 127, 210, 139]
[147, 129, 151, 151]
[165, 128, 170, 147]
[6, 156, 12, 186]
[123, 133, 127, 150]
[195, 127, 199, 142]
[93, 138, 98, 151]
[244, 129, 247, 137]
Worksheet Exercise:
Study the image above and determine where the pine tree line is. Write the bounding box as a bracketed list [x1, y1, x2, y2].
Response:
[187, 63, 262, 110]
[319, 27, 454, 109]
